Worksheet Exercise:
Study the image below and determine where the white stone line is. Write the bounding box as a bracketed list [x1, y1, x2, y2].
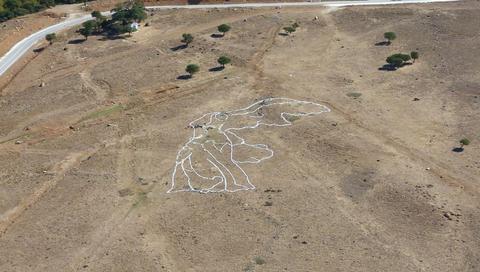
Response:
[168, 97, 330, 193]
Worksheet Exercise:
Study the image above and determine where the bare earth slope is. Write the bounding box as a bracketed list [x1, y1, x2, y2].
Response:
[0, 2, 479, 271]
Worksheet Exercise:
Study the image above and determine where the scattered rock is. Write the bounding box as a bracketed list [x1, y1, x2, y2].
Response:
[15, 140, 23, 144]
[443, 212, 453, 220]
[413, 97, 420, 101]
[39, 82, 45, 87]
[264, 201, 273, 206]
[138, 177, 149, 185]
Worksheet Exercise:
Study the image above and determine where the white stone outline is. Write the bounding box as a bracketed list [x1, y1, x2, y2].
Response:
[167, 98, 330, 193]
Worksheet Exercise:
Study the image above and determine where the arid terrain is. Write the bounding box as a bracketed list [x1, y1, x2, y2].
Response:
[1, 1, 480, 271]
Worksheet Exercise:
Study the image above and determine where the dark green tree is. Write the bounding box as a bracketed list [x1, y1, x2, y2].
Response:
[186, 64, 200, 78]
[181, 33, 194, 47]
[91, 10, 103, 19]
[129, 3, 146, 22]
[384, 32, 396, 45]
[79, 25, 93, 40]
[460, 138, 470, 147]
[386, 53, 411, 68]
[410, 51, 419, 63]
[217, 24, 231, 37]
[217, 56, 231, 68]
[45, 33, 56, 45]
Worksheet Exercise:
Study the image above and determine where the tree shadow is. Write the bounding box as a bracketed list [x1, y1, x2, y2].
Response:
[209, 66, 224, 72]
[170, 44, 187, 51]
[177, 75, 192, 80]
[278, 33, 288, 36]
[452, 147, 464, 153]
[210, 33, 223, 38]
[33, 47, 45, 53]
[375, 41, 390, 46]
[68, 38, 86, 44]
[378, 64, 397, 71]
[188, 0, 201, 4]
[98, 35, 127, 41]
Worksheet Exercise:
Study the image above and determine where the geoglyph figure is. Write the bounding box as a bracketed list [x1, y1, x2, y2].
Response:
[168, 98, 330, 193]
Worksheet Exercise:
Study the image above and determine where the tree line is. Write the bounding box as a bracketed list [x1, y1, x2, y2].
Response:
[0, 0, 89, 22]
[78, 2, 146, 40]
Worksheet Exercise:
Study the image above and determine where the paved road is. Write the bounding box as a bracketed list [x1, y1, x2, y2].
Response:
[0, 14, 93, 77]
[147, 0, 456, 9]
[0, 0, 456, 77]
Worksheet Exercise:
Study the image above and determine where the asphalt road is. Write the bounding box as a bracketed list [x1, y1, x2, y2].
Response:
[0, 14, 92, 77]
[0, 0, 456, 77]
[147, 0, 456, 9]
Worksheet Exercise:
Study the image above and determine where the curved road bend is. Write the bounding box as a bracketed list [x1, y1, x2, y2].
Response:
[0, 0, 457, 77]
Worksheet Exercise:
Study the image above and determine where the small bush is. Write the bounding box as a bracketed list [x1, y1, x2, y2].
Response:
[254, 257, 266, 265]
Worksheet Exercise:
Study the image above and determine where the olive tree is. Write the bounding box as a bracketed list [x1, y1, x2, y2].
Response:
[410, 51, 419, 63]
[45, 33, 57, 45]
[181, 33, 194, 47]
[91, 10, 104, 20]
[186, 64, 200, 78]
[386, 53, 411, 68]
[217, 24, 231, 37]
[384, 32, 396, 45]
[460, 138, 470, 148]
[217, 56, 231, 68]
[79, 20, 96, 40]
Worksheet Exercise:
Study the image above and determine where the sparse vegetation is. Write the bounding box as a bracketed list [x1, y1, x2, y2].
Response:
[254, 257, 266, 265]
[181, 33, 194, 47]
[283, 22, 300, 36]
[384, 32, 396, 45]
[285, 115, 301, 122]
[217, 56, 231, 68]
[186, 64, 200, 78]
[80, 104, 124, 122]
[347, 92, 362, 98]
[283, 26, 296, 35]
[217, 24, 231, 36]
[45, 33, 56, 45]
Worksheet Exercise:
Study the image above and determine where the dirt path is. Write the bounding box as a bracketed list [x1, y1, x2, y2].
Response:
[0, 145, 102, 235]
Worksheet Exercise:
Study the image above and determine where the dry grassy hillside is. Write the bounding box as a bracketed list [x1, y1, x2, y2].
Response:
[0, 1, 479, 271]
